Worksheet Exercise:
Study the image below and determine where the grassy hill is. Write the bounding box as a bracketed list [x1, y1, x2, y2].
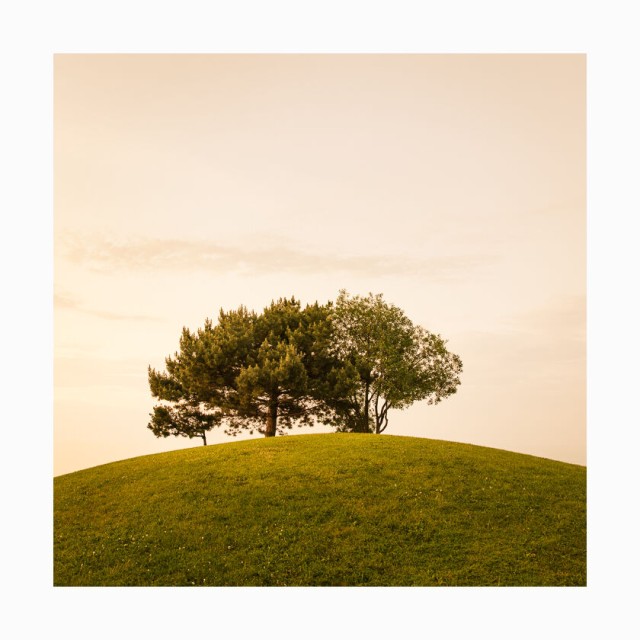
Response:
[54, 433, 586, 586]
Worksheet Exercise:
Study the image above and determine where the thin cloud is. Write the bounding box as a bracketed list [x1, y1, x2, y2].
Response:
[61, 234, 494, 280]
[55, 355, 148, 388]
[54, 292, 160, 322]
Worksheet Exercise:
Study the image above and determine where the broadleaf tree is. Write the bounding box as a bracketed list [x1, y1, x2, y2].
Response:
[327, 290, 463, 433]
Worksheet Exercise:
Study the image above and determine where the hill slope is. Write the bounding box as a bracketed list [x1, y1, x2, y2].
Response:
[54, 433, 586, 586]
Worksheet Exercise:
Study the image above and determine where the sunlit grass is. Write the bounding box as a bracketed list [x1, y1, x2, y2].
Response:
[54, 433, 586, 586]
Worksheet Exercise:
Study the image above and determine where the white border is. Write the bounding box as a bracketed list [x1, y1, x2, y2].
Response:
[2, 0, 638, 637]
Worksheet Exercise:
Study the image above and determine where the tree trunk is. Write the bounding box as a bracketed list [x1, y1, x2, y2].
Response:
[201, 431, 207, 446]
[265, 394, 278, 437]
[375, 401, 389, 434]
[362, 378, 370, 433]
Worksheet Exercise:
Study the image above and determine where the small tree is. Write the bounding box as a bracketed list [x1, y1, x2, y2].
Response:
[148, 402, 221, 446]
[328, 290, 463, 433]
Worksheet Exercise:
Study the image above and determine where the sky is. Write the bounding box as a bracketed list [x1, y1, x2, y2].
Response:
[53, 53, 586, 475]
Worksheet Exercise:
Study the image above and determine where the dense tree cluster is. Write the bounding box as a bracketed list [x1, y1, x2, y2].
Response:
[148, 292, 462, 444]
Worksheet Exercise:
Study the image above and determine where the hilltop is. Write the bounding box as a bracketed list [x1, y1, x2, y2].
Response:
[54, 433, 586, 586]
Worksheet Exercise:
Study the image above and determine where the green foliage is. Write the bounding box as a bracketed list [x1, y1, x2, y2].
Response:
[148, 298, 335, 440]
[148, 403, 221, 446]
[54, 434, 586, 586]
[148, 291, 463, 441]
[328, 290, 463, 433]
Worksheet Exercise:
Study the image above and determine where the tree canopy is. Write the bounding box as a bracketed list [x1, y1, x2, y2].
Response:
[147, 292, 462, 443]
[148, 298, 335, 441]
[326, 290, 463, 434]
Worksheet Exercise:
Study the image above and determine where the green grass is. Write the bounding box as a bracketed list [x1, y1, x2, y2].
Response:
[54, 433, 586, 586]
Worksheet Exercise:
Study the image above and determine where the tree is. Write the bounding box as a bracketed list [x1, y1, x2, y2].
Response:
[147, 298, 334, 442]
[148, 403, 221, 446]
[148, 292, 462, 443]
[147, 305, 256, 444]
[327, 290, 463, 433]
[233, 298, 319, 437]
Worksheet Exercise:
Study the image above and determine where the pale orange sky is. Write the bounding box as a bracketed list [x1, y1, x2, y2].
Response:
[54, 54, 585, 475]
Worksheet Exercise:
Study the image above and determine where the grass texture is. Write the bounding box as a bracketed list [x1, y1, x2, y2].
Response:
[54, 433, 586, 586]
